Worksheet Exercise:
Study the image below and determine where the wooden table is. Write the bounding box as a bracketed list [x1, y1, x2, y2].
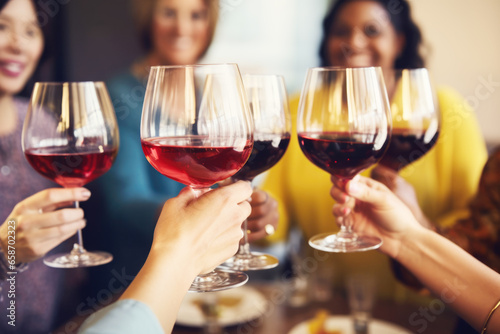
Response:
[172, 282, 458, 334]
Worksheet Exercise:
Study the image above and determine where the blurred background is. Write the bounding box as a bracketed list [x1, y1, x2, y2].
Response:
[36, 0, 500, 147]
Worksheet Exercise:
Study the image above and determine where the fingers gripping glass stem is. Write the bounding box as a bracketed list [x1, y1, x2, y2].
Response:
[222, 186, 279, 271]
[188, 187, 248, 292]
[44, 201, 113, 268]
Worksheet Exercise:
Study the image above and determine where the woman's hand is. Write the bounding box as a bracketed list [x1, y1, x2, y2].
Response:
[245, 189, 279, 242]
[370, 165, 435, 229]
[0, 188, 90, 264]
[151, 181, 252, 275]
[330, 175, 422, 259]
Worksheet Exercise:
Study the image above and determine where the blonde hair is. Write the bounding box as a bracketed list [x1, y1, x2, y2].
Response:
[131, 0, 219, 59]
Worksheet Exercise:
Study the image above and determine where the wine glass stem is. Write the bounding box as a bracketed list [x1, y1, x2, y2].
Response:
[73, 201, 86, 254]
[236, 181, 254, 257]
[237, 219, 251, 256]
[337, 184, 357, 240]
[338, 216, 354, 239]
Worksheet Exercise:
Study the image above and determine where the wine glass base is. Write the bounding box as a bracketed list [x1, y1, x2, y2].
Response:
[309, 233, 382, 253]
[43, 251, 113, 268]
[188, 268, 248, 293]
[222, 252, 279, 271]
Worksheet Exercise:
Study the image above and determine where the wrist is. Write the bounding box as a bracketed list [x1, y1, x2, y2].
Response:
[0, 239, 28, 280]
[147, 243, 200, 281]
[393, 224, 431, 264]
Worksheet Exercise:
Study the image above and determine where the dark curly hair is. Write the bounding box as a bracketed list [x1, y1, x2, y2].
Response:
[319, 0, 425, 68]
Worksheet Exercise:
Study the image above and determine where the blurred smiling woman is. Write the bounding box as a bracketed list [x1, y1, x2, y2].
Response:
[261, 0, 488, 307]
[93, 0, 221, 281]
[0, 0, 94, 332]
[132, 0, 218, 67]
[93, 0, 279, 292]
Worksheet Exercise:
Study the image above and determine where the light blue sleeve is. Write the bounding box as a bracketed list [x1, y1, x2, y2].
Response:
[78, 299, 164, 334]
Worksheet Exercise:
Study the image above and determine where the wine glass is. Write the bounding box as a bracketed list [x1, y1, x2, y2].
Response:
[140, 64, 254, 292]
[297, 67, 391, 253]
[22, 81, 119, 268]
[222, 74, 291, 271]
[378, 68, 440, 171]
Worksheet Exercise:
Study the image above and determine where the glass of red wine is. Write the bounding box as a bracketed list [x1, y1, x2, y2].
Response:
[222, 74, 291, 271]
[378, 68, 439, 172]
[298, 67, 392, 253]
[22, 81, 119, 268]
[140, 64, 254, 292]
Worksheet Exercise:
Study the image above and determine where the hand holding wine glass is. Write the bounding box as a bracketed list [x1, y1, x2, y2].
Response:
[22, 82, 119, 268]
[298, 67, 391, 253]
[222, 74, 291, 271]
[0, 187, 90, 264]
[140, 64, 254, 292]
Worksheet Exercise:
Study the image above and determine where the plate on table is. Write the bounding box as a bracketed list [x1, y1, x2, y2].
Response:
[176, 285, 268, 327]
[288, 315, 412, 334]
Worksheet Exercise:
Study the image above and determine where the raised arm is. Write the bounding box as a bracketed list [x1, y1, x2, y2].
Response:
[330, 176, 500, 333]
[79, 181, 252, 334]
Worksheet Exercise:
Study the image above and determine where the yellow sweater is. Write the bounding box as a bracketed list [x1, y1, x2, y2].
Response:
[261, 86, 488, 301]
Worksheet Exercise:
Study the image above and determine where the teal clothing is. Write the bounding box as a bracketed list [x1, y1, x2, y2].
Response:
[78, 299, 163, 334]
[88, 70, 184, 281]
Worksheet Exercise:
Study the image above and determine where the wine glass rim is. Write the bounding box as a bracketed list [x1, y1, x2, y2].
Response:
[149, 63, 239, 69]
[390, 68, 430, 75]
[242, 73, 284, 78]
[33, 81, 106, 86]
[308, 66, 382, 72]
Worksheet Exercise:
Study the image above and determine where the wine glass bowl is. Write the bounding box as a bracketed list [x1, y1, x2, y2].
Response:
[140, 64, 254, 292]
[297, 67, 391, 253]
[222, 74, 291, 271]
[22, 81, 119, 268]
[141, 135, 252, 189]
[378, 68, 439, 172]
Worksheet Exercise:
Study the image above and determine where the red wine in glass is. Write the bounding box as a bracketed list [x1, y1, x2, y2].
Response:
[221, 134, 290, 271]
[231, 134, 291, 181]
[379, 68, 440, 172]
[222, 73, 291, 271]
[25, 146, 118, 188]
[141, 136, 253, 188]
[378, 129, 439, 171]
[299, 132, 387, 180]
[22, 81, 120, 268]
[140, 64, 254, 292]
[298, 67, 391, 253]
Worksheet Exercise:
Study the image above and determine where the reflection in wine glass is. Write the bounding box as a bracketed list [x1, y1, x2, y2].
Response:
[298, 67, 391, 253]
[22, 81, 119, 268]
[140, 64, 254, 292]
[378, 68, 440, 171]
[222, 74, 291, 271]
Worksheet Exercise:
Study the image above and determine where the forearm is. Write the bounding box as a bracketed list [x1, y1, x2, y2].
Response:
[395, 227, 500, 331]
[119, 247, 198, 333]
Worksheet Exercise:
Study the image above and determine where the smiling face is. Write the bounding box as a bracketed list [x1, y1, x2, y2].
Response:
[326, 0, 404, 72]
[0, 0, 44, 95]
[150, 0, 211, 65]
